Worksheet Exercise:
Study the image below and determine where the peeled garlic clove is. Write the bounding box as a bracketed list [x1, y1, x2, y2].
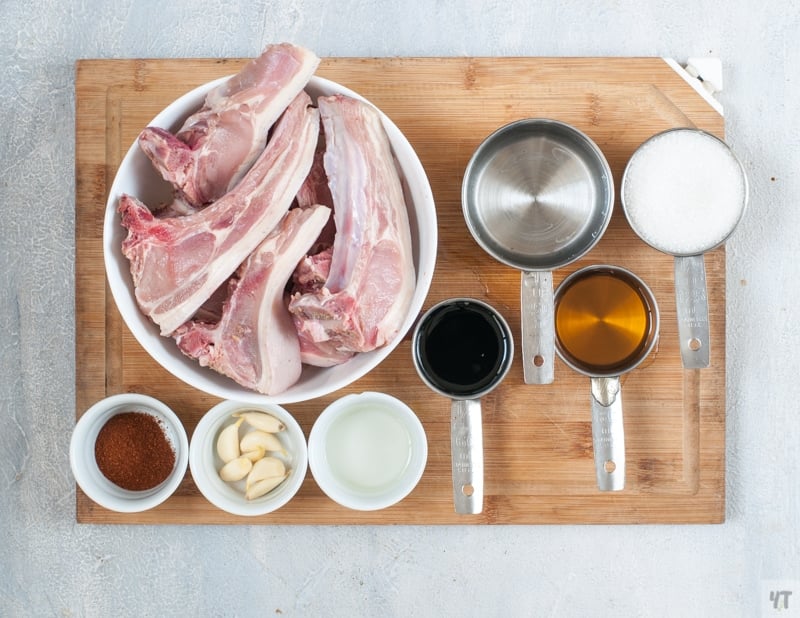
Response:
[245, 474, 288, 500]
[233, 411, 285, 433]
[218, 456, 252, 482]
[216, 418, 243, 463]
[240, 430, 285, 455]
[246, 456, 286, 489]
[241, 447, 266, 463]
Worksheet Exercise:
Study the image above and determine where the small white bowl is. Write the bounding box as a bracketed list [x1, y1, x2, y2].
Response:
[308, 391, 427, 511]
[189, 400, 308, 516]
[69, 393, 189, 513]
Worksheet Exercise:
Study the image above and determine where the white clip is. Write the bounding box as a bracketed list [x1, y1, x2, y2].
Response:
[685, 57, 723, 95]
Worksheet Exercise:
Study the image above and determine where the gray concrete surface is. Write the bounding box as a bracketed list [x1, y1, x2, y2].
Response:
[1, 0, 797, 615]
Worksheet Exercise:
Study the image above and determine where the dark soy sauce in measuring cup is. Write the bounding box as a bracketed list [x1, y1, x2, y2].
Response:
[414, 299, 511, 398]
[412, 298, 513, 514]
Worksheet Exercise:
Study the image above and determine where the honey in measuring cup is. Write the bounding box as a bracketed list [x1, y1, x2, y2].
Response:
[554, 266, 658, 375]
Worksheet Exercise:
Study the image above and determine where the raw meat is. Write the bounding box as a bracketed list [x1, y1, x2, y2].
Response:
[288, 94, 415, 365]
[190, 280, 229, 324]
[297, 332, 356, 368]
[139, 43, 319, 207]
[119, 91, 320, 336]
[173, 204, 331, 395]
[291, 246, 333, 295]
[295, 134, 336, 254]
[296, 134, 333, 211]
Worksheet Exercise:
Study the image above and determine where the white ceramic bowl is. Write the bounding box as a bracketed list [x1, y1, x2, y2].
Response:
[69, 393, 189, 513]
[189, 400, 308, 516]
[103, 74, 437, 404]
[308, 391, 427, 511]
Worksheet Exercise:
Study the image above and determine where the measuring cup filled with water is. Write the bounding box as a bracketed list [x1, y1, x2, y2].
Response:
[412, 298, 514, 514]
[621, 128, 748, 368]
[554, 265, 660, 491]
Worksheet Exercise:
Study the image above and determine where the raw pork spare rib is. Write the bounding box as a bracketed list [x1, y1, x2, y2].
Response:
[139, 43, 319, 207]
[288, 94, 415, 366]
[173, 204, 331, 395]
[294, 132, 336, 253]
[119, 91, 320, 336]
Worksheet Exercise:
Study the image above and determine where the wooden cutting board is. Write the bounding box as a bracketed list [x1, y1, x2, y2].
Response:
[75, 57, 726, 524]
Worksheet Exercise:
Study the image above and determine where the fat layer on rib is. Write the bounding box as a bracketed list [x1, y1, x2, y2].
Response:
[139, 43, 319, 207]
[173, 204, 331, 395]
[288, 94, 415, 365]
[119, 91, 320, 336]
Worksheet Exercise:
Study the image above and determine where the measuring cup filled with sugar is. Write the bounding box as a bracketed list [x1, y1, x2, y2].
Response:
[554, 265, 660, 491]
[621, 128, 748, 368]
[412, 298, 514, 514]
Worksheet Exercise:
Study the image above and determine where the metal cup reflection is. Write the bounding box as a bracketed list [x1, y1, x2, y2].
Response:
[412, 298, 514, 514]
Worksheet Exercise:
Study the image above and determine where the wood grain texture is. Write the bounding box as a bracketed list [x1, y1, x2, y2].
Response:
[75, 57, 725, 524]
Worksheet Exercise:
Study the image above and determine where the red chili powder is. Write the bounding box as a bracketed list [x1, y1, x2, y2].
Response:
[94, 411, 176, 491]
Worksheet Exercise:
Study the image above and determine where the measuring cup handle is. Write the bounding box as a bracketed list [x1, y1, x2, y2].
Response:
[450, 399, 484, 514]
[674, 254, 710, 369]
[589, 377, 626, 491]
[520, 270, 554, 384]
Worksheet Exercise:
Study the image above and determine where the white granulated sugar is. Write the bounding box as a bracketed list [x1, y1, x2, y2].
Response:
[622, 130, 747, 256]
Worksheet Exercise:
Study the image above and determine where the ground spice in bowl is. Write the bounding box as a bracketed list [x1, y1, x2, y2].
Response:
[94, 411, 176, 491]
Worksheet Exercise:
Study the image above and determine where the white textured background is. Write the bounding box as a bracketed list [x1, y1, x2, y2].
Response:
[1, 1, 798, 616]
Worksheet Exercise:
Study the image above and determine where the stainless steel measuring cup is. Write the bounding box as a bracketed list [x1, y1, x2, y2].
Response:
[412, 298, 514, 514]
[554, 265, 660, 491]
[463, 119, 614, 385]
[621, 128, 748, 368]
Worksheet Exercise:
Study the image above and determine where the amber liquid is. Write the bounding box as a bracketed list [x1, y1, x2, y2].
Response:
[555, 270, 652, 373]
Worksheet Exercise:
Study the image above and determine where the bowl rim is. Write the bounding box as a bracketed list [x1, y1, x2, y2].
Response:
[188, 399, 308, 517]
[307, 391, 428, 511]
[69, 393, 189, 513]
[103, 74, 437, 404]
